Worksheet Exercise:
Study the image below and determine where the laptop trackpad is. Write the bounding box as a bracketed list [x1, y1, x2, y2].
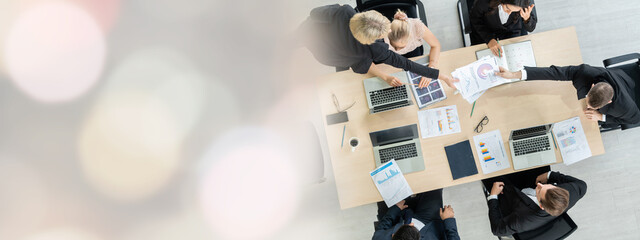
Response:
[527, 155, 542, 166]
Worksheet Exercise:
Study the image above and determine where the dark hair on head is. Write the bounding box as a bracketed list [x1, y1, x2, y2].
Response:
[392, 224, 420, 240]
[487, 0, 531, 15]
[540, 187, 570, 216]
[587, 82, 614, 109]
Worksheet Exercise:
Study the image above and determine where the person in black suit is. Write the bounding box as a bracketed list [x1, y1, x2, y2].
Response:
[297, 4, 457, 89]
[482, 168, 587, 236]
[470, 0, 536, 56]
[373, 189, 460, 240]
[496, 64, 640, 125]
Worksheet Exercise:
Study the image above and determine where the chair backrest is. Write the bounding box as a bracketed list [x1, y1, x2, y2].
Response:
[457, 0, 476, 47]
[458, 0, 475, 33]
[513, 213, 578, 240]
[355, 0, 428, 27]
[603, 53, 640, 130]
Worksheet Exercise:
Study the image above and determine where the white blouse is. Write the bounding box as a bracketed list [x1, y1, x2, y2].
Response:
[498, 4, 510, 24]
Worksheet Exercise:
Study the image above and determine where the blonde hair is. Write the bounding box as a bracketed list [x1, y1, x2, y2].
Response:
[388, 10, 410, 43]
[349, 10, 390, 45]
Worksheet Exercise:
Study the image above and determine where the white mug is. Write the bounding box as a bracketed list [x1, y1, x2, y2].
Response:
[349, 137, 359, 152]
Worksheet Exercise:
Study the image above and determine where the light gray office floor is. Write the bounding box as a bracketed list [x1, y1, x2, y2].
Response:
[292, 1, 640, 239]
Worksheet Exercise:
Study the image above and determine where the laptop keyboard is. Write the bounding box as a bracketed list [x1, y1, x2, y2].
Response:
[370, 86, 408, 106]
[379, 143, 418, 163]
[372, 100, 411, 113]
[513, 136, 551, 156]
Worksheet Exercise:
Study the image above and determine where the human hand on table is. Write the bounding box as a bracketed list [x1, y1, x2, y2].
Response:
[438, 73, 459, 89]
[488, 39, 502, 57]
[495, 67, 522, 79]
[384, 75, 403, 87]
[418, 77, 431, 89]
[584, 109, 603, 121]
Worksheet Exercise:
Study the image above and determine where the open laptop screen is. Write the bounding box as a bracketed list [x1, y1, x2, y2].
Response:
[370, 124, 419, 147]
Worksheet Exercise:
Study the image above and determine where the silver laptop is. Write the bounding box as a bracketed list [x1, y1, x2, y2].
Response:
[363, 71, 413, 114]
[508, 124, 557, 170]
[369, 124, 425, 174]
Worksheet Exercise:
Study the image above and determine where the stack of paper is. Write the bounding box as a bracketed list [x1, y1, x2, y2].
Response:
[451, 56, 517, 103]
[475, 40, 537, 72]
[370, 160, 413, 207]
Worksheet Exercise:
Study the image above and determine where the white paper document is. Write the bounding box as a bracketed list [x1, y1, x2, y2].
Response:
[411, 218, 425, 231]
[451, 56, 515, 103]
[472, 129, 510, 174]
[417, 105, 462, 138]
[476, 46, 509, 70]
[552, 117, 592, 165]
[370, 160, 413, 207]
[465, 90, 486, 103]
[475, 40, 537, 71]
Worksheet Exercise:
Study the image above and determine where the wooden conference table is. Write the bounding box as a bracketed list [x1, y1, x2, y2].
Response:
[316, 27, 605, 209]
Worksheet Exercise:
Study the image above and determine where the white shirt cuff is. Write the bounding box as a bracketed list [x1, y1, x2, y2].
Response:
[487, 195, 498, 201]
[602, 114, 607, 122]
[547, 171, 551, 179]
[521, 69, 528, 80]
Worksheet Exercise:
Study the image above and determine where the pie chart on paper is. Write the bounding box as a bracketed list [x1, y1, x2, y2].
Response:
[476, 63, 494, 80]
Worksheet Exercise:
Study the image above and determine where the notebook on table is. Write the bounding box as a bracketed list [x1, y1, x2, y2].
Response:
[444, 140, 478, 180]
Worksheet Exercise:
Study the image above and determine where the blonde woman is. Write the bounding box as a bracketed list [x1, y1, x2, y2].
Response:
[384, 10, 441, 70]
[299, 4, 457, 89]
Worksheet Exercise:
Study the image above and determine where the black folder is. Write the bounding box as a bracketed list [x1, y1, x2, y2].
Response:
[444, 140, 478, 180]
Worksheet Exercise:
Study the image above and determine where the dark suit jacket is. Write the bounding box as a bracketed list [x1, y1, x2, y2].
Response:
[488, 172, 587, 236]
[470, 0, 537, 44]
[301, 4, 439, 79]
[525, 64, 640, 125]
[373, 206, 460, 240]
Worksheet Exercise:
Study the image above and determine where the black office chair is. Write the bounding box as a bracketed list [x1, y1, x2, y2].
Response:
[355, 0, 428, 26]
[480, 166, 576, 240]
[513, 213, 578, 240]
[601, 53, 640, 131]
[480, 187, 578, 240]
[459, 0, 537, 47]
[457, 0, 476, 47]
[355, 0, 428, 58]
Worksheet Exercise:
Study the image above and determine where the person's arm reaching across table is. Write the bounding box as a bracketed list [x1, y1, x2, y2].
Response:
[371, 44, 459, 89]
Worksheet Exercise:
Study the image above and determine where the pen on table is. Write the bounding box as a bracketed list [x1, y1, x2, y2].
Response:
[497, 39, 502, 57]
[341, 125, 346, 148]
[470, 101, 476, 117]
